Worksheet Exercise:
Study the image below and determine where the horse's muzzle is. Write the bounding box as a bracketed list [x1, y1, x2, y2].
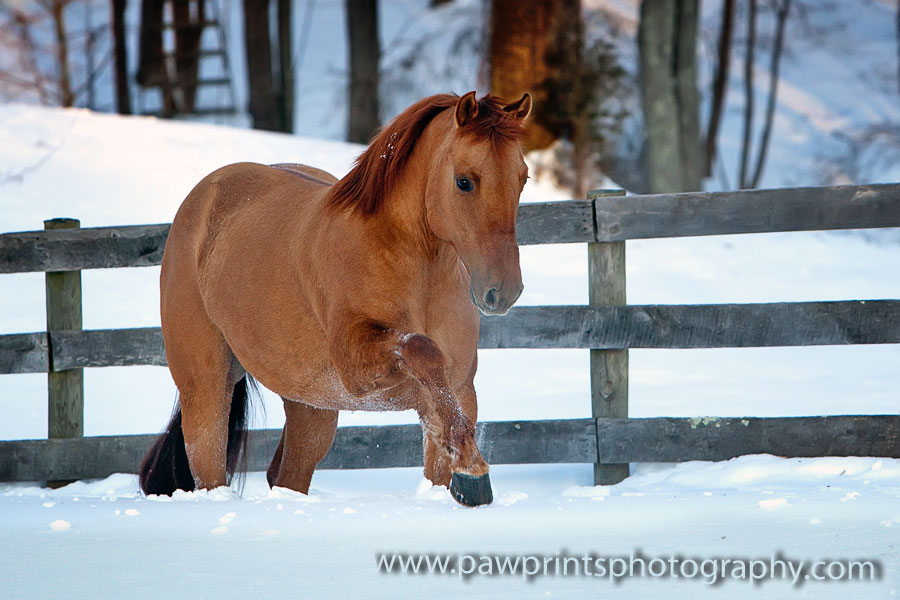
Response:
[472, 281, 523, 316]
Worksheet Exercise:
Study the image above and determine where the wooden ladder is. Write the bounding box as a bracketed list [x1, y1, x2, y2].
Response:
[138, 0, 237, 118]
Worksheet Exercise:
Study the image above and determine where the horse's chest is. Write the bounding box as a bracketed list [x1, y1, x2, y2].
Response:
[422, 291, 479, 372]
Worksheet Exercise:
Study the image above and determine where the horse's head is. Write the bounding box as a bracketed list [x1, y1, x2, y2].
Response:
[425, 92, 532, 316]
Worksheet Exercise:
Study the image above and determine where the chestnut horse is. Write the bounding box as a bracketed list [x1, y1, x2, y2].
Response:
[139, 91, 531, 507]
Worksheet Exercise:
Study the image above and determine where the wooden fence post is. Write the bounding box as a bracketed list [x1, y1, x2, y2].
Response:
[44, 218, 84, 446]
[588, 189, 629, 485]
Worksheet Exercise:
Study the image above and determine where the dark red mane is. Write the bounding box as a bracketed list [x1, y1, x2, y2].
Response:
[328, 93, 527, 216]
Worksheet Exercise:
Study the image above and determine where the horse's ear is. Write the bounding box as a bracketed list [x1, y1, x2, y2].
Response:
[455, 91, 479, 128]
[503, 93, 532, 121]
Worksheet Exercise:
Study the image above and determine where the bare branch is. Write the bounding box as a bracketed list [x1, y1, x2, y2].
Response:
[704, 0, 735, 177]
[738, 0, 757, 189]
[750, 0, 791, 188]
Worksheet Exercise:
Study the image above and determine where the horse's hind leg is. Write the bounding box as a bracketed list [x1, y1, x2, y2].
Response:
[162, 277, 243, 490]
[171, 341, 240, 489]
[267, 399, 338, 493]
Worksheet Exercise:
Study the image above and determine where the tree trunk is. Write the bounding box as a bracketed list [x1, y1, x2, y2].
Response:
[111, 0, 131, 114]
[346, 0, 381, 144]
[738, 0, 757, 189]
[639, 0, 681, 193]
[172, 0, 205, 113]
[50, 1, 74, 107]
[136, 0, 175, 113]
[12, 11, 50, 104]
[705, 0, 734, 177]
[136, 0, 164, 87]
[489, 0, 575, 151]
[675, 0, 701, 191]
[750, 0, 791, 188]
[243, 0, 281, 131]
[278, 0, 294, 132]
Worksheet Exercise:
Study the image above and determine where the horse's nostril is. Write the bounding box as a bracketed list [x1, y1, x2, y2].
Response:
[484, 288, 498, 308]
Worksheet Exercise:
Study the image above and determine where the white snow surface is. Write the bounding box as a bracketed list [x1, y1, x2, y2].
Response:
[0, 105, 899, 597]
[2, 458, 899, 598]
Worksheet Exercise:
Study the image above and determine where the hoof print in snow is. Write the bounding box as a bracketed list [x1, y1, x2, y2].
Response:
[450, 472, 493, 507]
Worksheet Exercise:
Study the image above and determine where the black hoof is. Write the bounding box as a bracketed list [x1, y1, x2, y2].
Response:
[450, 472, 493, 507]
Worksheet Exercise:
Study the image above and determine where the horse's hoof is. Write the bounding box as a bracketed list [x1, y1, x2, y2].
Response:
[450, 472, 493, 507]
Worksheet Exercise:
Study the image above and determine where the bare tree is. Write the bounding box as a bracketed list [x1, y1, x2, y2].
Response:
[110, 0, 130, 114]
[705, 0, 735, 177]
[45, 0, 75, 107]
[638, 0, 702, 193]
[490, 0, 580, 151]
[1, 9, 52, 103]
[750, 0, 791, 188]
[244, 0, 278, 130]
[278, 0, 293, 133]
[737, 0, 792, 189]
[136, 0, 204, 115]
[675, 0, 701, 189]
[537, 0, 590, 197]
[243, 0, 292, 132]
[738, 0, 757, 189]
[346, 0, 380, 144]
[0, 1, 102, 107]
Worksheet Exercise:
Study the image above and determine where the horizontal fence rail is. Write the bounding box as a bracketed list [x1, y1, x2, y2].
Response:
[593, 183, 900, 241]
[0, 223, 171, 274]
[2, 300, 899, 374]
[1, 182, 898, 484]
[2, 416, 898, 483]
[595, 416, 900, 463]
[2, 183, 898, 274]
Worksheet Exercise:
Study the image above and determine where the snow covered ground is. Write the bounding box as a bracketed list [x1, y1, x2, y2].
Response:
[0, 104, 898, 597]
[1, 458, 898, 598]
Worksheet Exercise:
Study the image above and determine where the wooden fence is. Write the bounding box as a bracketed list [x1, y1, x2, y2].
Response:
[1, 183, 899, 485]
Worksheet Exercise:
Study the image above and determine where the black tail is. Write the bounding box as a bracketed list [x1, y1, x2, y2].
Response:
[139, 375, 255, 496]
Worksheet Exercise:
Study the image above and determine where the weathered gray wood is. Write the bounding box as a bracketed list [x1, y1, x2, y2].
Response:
[478, 418, 597, 465]
[2, 299, 897, 374]
[3, 414, 897, 482]
[318, 418, 598, 469]
[594, 183, 900, 241]
[0, 223, 170, 274]
[516, 201, 595, 245]
[2, 185, 898, 274]
[478, 301, 900, 349]
[0, 202, 593, 275]
[318, 423, 424, 469]
[51, 327, 166, 370]
[0, 332, 49, 374]
[44, 218, 83, 441]
[0, 419, 598, 482]
[596, 416, 900, 462]
[588, 189, 629, 485]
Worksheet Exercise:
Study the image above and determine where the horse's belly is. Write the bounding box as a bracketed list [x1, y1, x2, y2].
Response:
[278, 369, 423, 413]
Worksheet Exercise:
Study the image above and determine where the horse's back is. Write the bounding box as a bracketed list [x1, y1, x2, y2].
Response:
[169, 162, 330, 265]
[269, 163, 339, 185]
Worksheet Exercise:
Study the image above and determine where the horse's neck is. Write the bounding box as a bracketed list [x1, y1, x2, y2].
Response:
[326, 113, 461, 286]
[379, 127, 446, 261]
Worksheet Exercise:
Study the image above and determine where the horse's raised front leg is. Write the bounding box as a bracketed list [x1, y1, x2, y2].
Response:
[266, 400, 338, 493]
[330, 320, 491, 506]
[422, 380, 477, 489]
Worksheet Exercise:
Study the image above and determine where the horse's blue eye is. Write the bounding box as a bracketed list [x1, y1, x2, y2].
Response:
[456, 177, 473, 192]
